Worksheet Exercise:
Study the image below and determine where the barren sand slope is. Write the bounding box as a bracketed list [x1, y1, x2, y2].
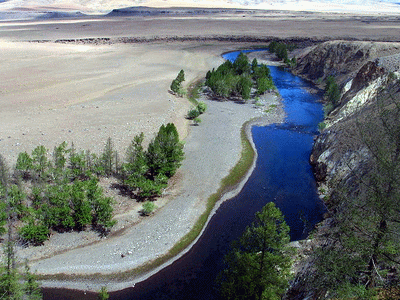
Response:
[0, 41, 223, 163]
[2, 11, 400, 42]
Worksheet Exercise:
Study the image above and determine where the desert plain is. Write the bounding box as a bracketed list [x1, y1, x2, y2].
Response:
[1, 7, 400, 291]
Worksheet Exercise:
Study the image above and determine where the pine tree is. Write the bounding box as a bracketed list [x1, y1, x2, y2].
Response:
[147, 123, 184, 179]
[98, 286, 109, 300]
[101, 137, 115, 176]
[170, 69, 185, 96]
[218, 202, 292, 300]
[31, 146, 48, 182]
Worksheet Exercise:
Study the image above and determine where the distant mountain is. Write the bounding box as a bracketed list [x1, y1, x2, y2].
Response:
[0, 0, 399, 14]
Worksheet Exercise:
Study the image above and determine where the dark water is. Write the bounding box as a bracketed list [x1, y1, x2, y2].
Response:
[43, 51, 326, 300]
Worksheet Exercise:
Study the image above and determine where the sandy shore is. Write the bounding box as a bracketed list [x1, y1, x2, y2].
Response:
[1, 9, 400, 292]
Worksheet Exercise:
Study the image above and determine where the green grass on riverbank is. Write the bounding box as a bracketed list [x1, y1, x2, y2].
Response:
[187, 79, 203, 105]
[37, 119, 256, 285]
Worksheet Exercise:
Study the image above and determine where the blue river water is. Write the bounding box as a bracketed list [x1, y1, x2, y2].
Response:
[43, 51, 326, 300]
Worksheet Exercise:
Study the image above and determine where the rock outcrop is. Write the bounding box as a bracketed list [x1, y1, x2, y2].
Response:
[287, 40, 400, 298]
[293, 40, 400, 191]
[294, 40, 400, 86]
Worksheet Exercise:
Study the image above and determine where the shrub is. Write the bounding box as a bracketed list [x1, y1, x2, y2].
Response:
[324, 103, 334, 117]
[170, 70, 185, 96]
[318, 122, 327, 131]
[325, 75, 341, 108]
[16, 152, 32, 178]
[193, 117, 202, 126]
[19, 220, 49, 245]
[187, 107, 200, 120]
[98, 286, 110, 300]
[196, 102, 207, 114]
[142, 201, 156, 216]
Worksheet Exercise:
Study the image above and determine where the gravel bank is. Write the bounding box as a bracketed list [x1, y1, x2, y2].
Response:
[30, 92, 284, 292]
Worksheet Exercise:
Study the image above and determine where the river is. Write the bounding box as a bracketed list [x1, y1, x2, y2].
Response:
[43, 50, 326, 300]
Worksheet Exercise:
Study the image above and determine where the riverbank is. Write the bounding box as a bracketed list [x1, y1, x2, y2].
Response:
[31, 90, 284, 292]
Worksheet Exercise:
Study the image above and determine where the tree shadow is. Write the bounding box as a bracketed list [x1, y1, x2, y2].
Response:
[110, 182, 135, 199]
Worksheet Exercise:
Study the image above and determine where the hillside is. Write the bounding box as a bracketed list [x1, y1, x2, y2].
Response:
[289, 40, 400, 298]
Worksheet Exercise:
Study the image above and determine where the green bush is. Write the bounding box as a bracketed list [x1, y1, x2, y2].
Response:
[193, 117, 202, 126]
[98, 286, 110, 300]
[325, 75, 341, 108]
[324, 103, 334, 117]
[19, 220, 49, 245]
[142, 201, 156, 216]
[187, 107, 200, 120]
[196, 102, 207, 114]
[318, 122, 327, 131]
[170, 70, 185, 96]
[16, 151, 32, 178]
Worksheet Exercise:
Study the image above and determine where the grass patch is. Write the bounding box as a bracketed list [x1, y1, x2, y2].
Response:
[318, 122, 327, 131]
[38, 121, 256, 284]
[264, 104, 278, 113]
[187, 79, 204, 105]
[248, 45, 270, 50]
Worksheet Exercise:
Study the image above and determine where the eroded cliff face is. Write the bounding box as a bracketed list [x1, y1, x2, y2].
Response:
[286, 40, 400, 298]
[294, 40, 400, 196]
[295, 40, 400, 87]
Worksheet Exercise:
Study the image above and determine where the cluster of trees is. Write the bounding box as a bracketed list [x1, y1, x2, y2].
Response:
[0, 155, 42, 299]
[0, 123, 184, 245]
[170, 69, 185, 96]
[205, 53, 275, 101]
[268, 41, 297, 67]
[218, 202, 293, 300]
[121, 123, 184, 199]
[0, 142, 117, 245]
[0, 242, 42, 299]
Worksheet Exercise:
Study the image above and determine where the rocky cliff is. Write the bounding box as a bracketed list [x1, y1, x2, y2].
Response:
[294, 40, 400, 195]
[287, 40, 400, 298]
[295, 41, 400, 87]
